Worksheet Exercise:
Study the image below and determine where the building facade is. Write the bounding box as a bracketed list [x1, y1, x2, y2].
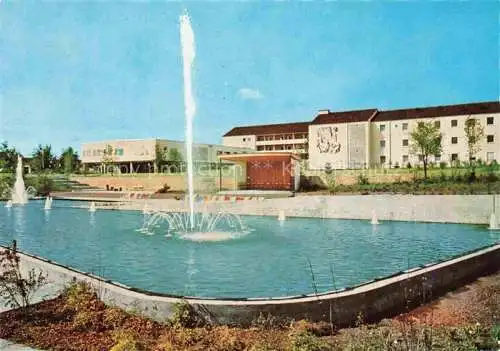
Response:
[81, 138, 252, 173]
[222, 122, 310, 159]
[222, 101, 500, 170]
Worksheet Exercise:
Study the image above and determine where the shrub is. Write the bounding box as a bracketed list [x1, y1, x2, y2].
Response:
[406, 162, 412, 169]
[251, 313, 289, 330]
[488, 159, 499, 171]
[439, 171, 447, 182]
[439, 161, 448, 169]
[156, 184, 171, 194]
[63, 281, 105, 331]
[0, 174, 15, 198]
[326, 175, 336, 194]
[104, 307, 127, 329]
[0, 240, 47, 309]
[300, 178, 323, 192]
[288, 329, 329, 351]
[110, 330, 143, 351]
[357, 174, 369, 185]
[324, 162, 333, 175]
[64, 281, 95, 311]
[30, 175, 54, 196]
[169, 301, 206, 328]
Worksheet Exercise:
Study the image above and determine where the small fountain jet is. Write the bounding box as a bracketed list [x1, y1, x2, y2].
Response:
[371, 209, 380, 225]
[489, 213, 499, 230]
[89, 202, 96, 213]
[278, 210, 286, 222]
[11, 155, 28, 205]
[44, 197, 53, 211]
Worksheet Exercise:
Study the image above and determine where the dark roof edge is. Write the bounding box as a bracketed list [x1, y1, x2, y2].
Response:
[223, 121, 310, 137]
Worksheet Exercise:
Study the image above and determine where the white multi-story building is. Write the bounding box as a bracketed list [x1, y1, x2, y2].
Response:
[371, 103, 500, 168]
[222, 122, 310, 159]
[223, 101, 500, 170]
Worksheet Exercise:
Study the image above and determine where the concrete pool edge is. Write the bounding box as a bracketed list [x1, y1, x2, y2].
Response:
[47, 194, 500, 225]
[1, 242, 498, 327]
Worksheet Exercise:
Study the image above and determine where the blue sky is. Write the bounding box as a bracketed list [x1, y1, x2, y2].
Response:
[1, 1, 498, 156]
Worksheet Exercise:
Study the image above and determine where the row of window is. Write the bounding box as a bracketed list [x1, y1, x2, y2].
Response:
[380, 135, 495, 148]
[82, 148, 124, 157]
[380, 152, 496, 164]
[379, 116, 495, 132]
[216, 150, 247, 155]
[253, 133, 308, 142]
[256, 144, 305, 151]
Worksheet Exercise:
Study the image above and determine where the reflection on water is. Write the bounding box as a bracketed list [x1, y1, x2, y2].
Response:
[185, 246, 198, 295]
[89, 212, 96, 227]
[13, 206, 26, 236]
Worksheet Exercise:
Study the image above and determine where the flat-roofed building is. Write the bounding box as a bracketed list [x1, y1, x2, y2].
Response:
[81, 138, 252, 174]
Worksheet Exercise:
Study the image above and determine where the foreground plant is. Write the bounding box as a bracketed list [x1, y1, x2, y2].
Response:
[0, 240, 47, 309]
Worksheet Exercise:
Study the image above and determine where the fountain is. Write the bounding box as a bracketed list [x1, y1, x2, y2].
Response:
[137, 10, 248, 241]
[11, 155, 28, 205]
[489, 213, 499, 230]
[371, 209, 379, 225]
[44, 197, 53, 211]
[142, 205, 249, 241]
[5, 200, 13, 208]
[180, 10, 196, 229]
[278, 210, 286, 222]
[89, 202, 96, 212]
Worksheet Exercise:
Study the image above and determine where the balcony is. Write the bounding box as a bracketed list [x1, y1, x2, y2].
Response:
[256, 138, 307, 146]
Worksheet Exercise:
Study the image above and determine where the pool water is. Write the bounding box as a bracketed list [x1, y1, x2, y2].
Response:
[0, 200, 497, 298]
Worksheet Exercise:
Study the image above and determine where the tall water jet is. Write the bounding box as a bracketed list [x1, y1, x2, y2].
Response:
[180, 11, 196, 229]
[11, 155, 28, 205]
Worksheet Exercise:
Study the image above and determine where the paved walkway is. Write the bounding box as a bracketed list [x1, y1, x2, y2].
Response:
[0, 277, 62, 351]
[0, 339, 40, 351]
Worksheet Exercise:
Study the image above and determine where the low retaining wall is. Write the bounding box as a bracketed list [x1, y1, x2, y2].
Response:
[70, 175, 236, 192]
[2, 243, 498, 327]
[115, 194, 500, 225]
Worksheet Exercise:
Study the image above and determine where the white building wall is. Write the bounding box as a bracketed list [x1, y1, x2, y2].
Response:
[309, 123, 345, 170]
[82, 139, 252, 166]
[81, 139, 157, 164]
[222, 135, 256, 149]
[371, 113, 500, 167]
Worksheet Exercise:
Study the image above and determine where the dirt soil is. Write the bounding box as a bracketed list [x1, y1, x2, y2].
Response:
[0, 272, 498, 351]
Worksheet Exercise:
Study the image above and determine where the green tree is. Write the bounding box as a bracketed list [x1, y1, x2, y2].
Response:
[0, 142, 19, 173]
[155, 144, 167, 171]
[60, 147, 80, 174]
[464, 117, 484, 176]
[410, 122, 442, 179]
[0, 240, 47, 309]
[30, 144, 56, 172]
[168, 148, 183, 163]
[101, 144, 114, 173]
[166, 148, 184, 173]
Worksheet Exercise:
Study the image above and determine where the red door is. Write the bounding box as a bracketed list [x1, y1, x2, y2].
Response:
[246, 156, 292, 190]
